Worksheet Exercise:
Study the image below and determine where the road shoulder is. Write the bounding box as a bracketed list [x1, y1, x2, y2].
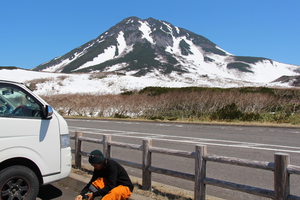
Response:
[57, 167, 224, 200]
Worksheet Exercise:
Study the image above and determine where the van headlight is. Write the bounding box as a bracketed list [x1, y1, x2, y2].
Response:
[61, 134, 70, 148]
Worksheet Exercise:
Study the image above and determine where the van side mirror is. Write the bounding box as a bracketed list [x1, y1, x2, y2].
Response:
[43, 105, 53, 119]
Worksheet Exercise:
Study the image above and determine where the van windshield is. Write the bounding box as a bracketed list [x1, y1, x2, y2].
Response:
[0, 85, 42, 118]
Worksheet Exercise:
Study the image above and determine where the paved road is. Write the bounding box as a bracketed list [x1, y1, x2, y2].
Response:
[66, 118, 300, 200]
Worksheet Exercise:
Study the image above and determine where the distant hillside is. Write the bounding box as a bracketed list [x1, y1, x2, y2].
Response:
[0, 66, 21, 70]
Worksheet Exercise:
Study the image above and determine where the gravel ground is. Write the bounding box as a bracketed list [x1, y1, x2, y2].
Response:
[71, 166, 224, 200]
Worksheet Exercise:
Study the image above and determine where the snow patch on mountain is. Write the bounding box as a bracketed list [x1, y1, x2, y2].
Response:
[139, 21, 154, 44]
[42, 57, 70, 73]
[76, 32, 128, 71]
[244, 61, 298, 82]
[77, 46, 115, 71]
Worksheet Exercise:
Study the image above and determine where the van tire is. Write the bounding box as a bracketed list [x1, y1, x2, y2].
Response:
[0, 165, 39, 200]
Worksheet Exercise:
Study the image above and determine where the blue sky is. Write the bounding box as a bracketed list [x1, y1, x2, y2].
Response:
[1, 0, 299, 69]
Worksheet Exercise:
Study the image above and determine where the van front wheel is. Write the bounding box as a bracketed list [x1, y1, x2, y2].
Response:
[0, 165, 39, 200]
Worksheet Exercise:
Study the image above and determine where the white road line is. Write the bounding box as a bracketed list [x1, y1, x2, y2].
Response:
[69, 126, 300, 154]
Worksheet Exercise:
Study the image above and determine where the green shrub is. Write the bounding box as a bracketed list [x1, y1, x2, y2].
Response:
[288, 114, 300, 125]
[241, 112, 261, 121]
[114, 113, 130, 118]
[211, 103, 243, 121]
[167, 117, 178, 121]
[272, 113, 290, 123]
[148, 115, 164, 120]
[239, 87, 275, 95]
[121, 91, 134, 95]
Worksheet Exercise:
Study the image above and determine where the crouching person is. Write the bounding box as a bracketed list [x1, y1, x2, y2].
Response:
[75, 150, 133, 200]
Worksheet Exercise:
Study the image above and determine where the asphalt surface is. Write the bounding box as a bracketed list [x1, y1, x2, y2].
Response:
[66, 118, 300, 200]
[37, 181, 78, 200]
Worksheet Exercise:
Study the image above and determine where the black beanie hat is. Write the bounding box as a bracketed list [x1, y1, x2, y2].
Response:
[89, 150, 105, 164]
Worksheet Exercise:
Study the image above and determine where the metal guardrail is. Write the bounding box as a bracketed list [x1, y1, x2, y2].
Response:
[70, 131, 300, 200]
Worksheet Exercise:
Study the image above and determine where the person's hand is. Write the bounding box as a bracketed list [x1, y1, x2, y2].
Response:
[86, 192, 94, 200]
[74, 195, 83, 200]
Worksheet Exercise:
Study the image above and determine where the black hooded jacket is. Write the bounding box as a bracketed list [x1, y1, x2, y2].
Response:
[80, 159, 133, 197]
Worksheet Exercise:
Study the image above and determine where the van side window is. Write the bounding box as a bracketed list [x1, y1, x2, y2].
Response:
[0, 85, 42, 118]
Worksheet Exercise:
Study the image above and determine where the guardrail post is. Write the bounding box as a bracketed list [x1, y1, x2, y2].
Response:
[274, 153, 290, 200]
[142, 139, 152, 190]
[74, 131, 82, 169]
[103, 134, 111, 158]
[195, 145, 207, 200]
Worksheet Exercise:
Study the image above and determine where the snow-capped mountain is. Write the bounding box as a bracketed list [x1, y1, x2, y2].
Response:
[2, 17, 299, 96]
[32, 16, 300, 86]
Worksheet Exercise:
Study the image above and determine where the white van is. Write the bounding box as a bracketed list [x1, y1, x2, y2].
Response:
[0, 80, 71, 199]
